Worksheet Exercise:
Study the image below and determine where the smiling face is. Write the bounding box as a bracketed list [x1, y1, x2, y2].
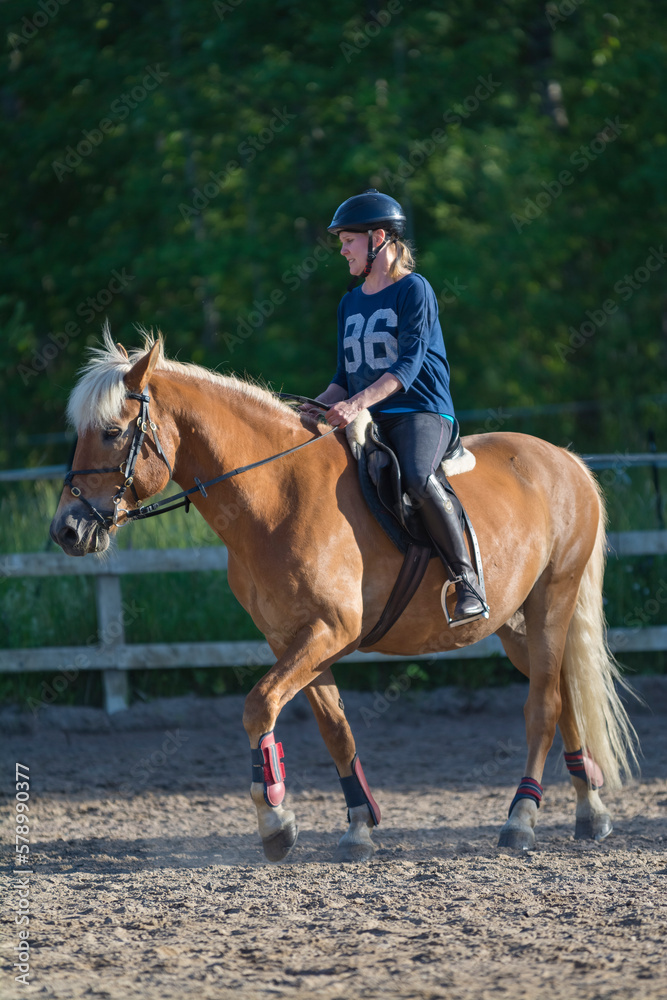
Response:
[338, 229, 386, 276]
[338, 231, 368, 275]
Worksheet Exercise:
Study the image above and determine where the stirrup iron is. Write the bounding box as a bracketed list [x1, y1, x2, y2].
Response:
[441, 574, 490, 627]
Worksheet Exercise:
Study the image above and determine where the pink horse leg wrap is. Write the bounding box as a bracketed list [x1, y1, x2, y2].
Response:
[338, 753, 381, 826]
[256, 731, 286, 807]
[564, 748, 604, 789]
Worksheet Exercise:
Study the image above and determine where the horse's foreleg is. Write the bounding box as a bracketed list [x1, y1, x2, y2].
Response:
[305, 670, 380, 863]
[247, 730, 299, 863]
[242, 622, 358, 863]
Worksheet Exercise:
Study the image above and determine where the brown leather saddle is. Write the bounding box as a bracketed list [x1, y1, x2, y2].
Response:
[356, 418, 467, 553]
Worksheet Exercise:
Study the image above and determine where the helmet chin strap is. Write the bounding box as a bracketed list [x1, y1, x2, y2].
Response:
[346, 229, 389, 292]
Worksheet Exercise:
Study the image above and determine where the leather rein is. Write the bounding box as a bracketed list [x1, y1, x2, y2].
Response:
[64, 390, 333, 529]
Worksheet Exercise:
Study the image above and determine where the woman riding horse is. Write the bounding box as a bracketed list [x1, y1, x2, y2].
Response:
[50, 297, 637, 859]
[303, 189, 485, 624]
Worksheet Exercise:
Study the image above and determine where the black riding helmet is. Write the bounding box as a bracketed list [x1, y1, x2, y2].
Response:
[328, 189, 407, 291]
[327, 188, 407, 238]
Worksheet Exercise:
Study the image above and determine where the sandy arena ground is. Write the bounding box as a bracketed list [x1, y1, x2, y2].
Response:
[1, 676, 666, 1000]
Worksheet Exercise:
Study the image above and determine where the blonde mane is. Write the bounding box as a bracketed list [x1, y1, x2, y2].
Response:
[67, 323, 298, 431]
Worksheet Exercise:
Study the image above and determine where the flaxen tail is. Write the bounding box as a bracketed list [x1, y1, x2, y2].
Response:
[560, 453, 640, 790]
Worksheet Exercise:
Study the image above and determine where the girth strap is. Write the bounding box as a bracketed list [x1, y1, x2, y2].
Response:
[360, 542, 431, 647]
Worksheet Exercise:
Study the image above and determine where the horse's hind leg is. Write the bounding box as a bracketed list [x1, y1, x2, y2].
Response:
[498, 612, 613, 846]
[495, 581, 578, 849]
[559, 683, 613, 841]
[304, 669, 380, 863]
[496, 622, 543, 849]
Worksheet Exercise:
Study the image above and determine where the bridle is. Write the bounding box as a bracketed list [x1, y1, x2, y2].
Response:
[64, 391, 174, 528]
[64, 390, 334, 529]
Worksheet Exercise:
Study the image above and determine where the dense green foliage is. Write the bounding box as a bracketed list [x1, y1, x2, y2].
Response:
[2, 0, 666, 468]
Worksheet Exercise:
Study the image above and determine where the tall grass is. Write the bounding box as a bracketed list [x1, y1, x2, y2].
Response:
[1, 466, 665, 711]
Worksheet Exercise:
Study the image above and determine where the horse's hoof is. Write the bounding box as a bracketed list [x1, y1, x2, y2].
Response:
[575, 813, 613, 842]
[498, 823, 536, 850]
[334, 812, 376, 863]
[334, 840, 376, 864]
[261, 819, 299, 862]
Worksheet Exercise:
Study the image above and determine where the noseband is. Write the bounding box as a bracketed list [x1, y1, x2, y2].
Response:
[64, 391, 334, 529]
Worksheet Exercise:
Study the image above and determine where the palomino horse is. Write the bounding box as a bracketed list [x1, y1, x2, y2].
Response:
[50, 331, 637, 862]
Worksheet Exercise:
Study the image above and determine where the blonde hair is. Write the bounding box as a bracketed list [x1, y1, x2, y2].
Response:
[388, 238, 416, 281]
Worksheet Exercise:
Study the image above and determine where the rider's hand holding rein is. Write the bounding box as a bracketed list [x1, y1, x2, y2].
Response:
[324, 372, 403, 429]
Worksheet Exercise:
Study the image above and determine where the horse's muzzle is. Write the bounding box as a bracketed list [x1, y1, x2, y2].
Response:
[49, 504, 111, 556]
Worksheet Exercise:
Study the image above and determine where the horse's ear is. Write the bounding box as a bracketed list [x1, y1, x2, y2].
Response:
[124, 341, 160, 394]
[116, 342, 129, 360]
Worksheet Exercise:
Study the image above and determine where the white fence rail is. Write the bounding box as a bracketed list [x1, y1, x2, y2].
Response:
[1, 533, 666, 713]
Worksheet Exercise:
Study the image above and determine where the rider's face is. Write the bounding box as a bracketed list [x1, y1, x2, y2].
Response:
[339, 231, 370, 275]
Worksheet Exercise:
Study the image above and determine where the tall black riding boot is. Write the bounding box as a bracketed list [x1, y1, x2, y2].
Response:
[418, 474, 488, 623]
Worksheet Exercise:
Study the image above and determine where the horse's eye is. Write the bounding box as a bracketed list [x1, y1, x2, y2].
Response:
[104, 427, 122, 439]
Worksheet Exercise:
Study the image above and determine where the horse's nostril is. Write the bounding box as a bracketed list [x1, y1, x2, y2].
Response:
[59, 525, 79, 546]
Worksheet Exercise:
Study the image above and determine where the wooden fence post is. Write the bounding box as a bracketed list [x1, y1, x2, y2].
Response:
[94, 573, 129, 714]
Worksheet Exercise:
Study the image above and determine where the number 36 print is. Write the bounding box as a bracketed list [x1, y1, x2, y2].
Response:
[342, 308, 399, 372]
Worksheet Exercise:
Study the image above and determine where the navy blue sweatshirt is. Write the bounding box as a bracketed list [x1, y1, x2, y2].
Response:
[331, 273, 455, 418]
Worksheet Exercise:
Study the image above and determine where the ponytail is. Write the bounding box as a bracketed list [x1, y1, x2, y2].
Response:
[388, 238, 416, 281]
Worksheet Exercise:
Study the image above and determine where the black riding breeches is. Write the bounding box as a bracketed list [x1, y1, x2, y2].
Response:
[373, 411, 453, 499]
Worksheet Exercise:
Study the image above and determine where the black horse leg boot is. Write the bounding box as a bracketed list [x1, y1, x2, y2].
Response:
[419, 474, 487, 623]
